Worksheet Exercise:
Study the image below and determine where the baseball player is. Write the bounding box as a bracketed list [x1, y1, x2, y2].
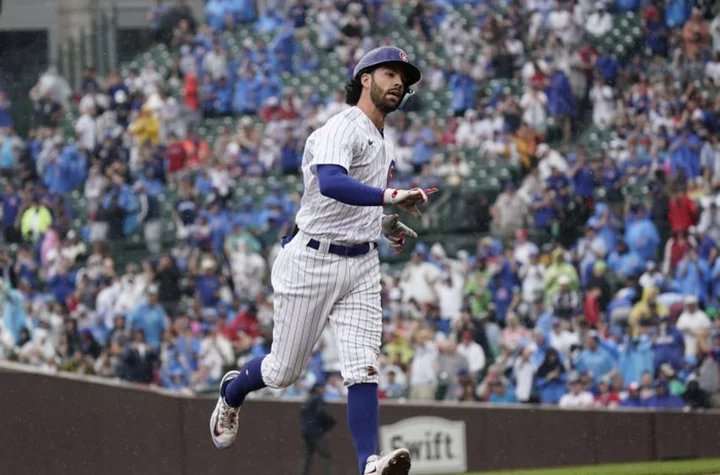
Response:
[210, 46, 436, 475]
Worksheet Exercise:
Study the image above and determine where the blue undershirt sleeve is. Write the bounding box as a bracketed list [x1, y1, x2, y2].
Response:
[316, 164, 384, 206]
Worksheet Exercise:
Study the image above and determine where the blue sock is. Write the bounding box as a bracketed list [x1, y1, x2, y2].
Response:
[347, 383, 379, 474]
[221, 356, 267, 407]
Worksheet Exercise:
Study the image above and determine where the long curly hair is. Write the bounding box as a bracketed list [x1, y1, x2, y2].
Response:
[344, 76, 363, 106]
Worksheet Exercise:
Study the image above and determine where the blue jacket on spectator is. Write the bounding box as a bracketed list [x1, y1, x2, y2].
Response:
[624, 214, 660, 261]
[252, 71, 284, 109]
[670, 132, 703, 179]
[1, 191, 21, 228]
[674, 257, 710, 305]
[536, 373, 567, 405]
[204, 0, 226, 30]
[619, 337, 654, 386]
[127, 302, 167, 350]
[2, 288, 26, 344]
[546, 69, 576, 117]
[574, 338, 618, 384]
[596, 55, 621, 85]
[652, 322, 684, 371]
[608, 248, 643, 278]
[48, 271, 76, 306]
[196, 274, 221, 308]
[449, 71, 476, 114]
[665, 0, 692, 28]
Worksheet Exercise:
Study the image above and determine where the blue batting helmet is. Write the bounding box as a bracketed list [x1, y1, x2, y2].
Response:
[352, 46, 422, 110]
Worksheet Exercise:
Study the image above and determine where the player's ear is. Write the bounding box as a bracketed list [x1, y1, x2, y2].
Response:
[360, 71, 372, 89]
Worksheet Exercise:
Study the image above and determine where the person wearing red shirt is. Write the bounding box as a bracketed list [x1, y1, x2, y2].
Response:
[668, 188, 698, 234]
[165, 131, 188, 177]
[594, 378, 620, 408]
[439, 117, 458, 146]
[182, 131, 210, 168]
[584, 288, 601, 328]
[228, 304, 260, 339]
[183, 71, 199, 112]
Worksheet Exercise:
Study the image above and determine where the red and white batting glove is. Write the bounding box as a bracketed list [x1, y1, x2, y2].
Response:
[382, 187, 438, 218]
[381, 214, 418, 254]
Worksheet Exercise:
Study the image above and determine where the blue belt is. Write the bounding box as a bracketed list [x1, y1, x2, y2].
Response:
[306, 238, 378, 257]
[282, 227, 377, 257]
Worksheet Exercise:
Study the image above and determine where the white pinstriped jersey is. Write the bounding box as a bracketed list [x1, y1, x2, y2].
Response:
[294, 106, 396, 245]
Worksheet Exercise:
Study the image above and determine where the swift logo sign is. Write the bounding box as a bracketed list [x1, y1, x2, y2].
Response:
[379, 417, 467, 474]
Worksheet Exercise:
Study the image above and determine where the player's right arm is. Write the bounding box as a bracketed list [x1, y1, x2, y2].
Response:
[312, 119, 436, 217]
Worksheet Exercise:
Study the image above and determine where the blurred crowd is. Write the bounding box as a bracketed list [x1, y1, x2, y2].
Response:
[0, 0, 719, 411]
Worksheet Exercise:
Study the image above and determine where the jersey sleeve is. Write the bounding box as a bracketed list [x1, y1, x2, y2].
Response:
[311, 115, 357, 171]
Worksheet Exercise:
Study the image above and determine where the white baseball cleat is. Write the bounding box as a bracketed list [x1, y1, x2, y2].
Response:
[364, 448, 412, 475]
[209, 370, 241, 449]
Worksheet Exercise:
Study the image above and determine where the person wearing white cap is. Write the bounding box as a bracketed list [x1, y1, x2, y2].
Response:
[639, 261, 664, 289]
[676, 295, 711, 358]
[537, 143, 569, 181]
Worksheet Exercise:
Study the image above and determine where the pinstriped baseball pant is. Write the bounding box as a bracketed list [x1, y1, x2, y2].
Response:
[260, 230, 382, 388]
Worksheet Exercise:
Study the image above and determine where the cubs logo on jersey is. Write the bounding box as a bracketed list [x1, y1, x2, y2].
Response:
[387, 160, 395, 186]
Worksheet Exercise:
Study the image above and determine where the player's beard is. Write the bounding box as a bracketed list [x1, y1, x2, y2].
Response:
[370, 80, 401, 114]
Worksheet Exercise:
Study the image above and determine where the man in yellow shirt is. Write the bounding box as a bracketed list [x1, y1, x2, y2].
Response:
[129, 104, 160, 146]
[20, 194, 53, 242]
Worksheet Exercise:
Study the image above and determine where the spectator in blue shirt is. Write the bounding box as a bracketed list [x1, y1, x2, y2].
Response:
[674, 247, 710, 305]
[535, 348, 567, 404]
[619, 382, 646, 408]
[669, 127, 703, 179]
[195, 259, 221, 308]
[665, 0, 692, 28]
[1, 182, 22, 244]
[488, 380, 518, 404]
[48, 263, 76, 307]
[214, 77, 233, 115]
[546, 166, 571, 206]
[652, 315, 685, 371]
[279, 128, 301, 174]
[229, 0, 257, 23]
[573, 332, 617, 384]
[449, 65, 476, 116]
[608, 240, 644, 279]
[532, 187, 557, 232]
[204, 0, 227, 31]
[569, 153, 595, 200]
[625, 206, 661, 261]
[596, 54, 621, 87]
[297, 44, 320, 74]
[2, 283, 26, 344]
[644, 381, 685, 409]
[126, 287, 168, 351]
[545, 61, 576, 142]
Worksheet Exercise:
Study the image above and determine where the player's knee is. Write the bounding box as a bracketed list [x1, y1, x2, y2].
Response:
[264, 362, 303, 388]
[344, 364, 380, 386]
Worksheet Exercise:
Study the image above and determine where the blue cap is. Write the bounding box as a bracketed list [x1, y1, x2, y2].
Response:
[353, 46, 422, 86]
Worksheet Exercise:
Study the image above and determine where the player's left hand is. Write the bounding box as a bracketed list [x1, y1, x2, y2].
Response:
[382, 214, 417, 254]
[382, 187, 438, 218]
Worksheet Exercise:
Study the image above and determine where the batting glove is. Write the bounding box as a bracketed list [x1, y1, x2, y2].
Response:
[382, 187, 438, 218]
[382, 214, 418, 254]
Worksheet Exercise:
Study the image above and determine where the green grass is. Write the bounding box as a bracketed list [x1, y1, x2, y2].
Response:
[459, 458, 720, 475]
